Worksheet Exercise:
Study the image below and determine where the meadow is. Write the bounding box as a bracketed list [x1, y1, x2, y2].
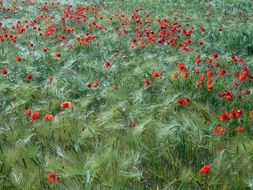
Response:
[0, 0, 253, 189]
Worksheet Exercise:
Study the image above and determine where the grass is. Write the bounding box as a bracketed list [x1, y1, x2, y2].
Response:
[0, 0, 253, 189]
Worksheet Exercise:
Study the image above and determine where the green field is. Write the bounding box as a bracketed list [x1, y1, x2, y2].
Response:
[0, 0, 253, 189]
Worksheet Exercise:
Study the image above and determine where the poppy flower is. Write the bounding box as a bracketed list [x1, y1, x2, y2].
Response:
[28, 43, 34, 48]
[55, 53, 61, 59]
[93, 81, 99, 88]
[183, 71, 189, 79]
[213, 125, 226, 135]
[143, 79, 151, 87]
[236, 109, 243, 118]
[219, 112, 228, 122]
[114, 52, 119, 57]
[104, 60, 111, 68]
[16, 56, 22, 62]
[48, 172, 58, 183]
[44, 114, 53, 121]
[42, 48, 47, 54]
[218, 69, 226, 77]
[25, 74, 33, 79]
[60, 101, 72, 109]
[1, 69, 7, 75]
[152, 71, 161, 78]
[206, 70, 214, 78]
[87, 81, 92, 89]
[235, 126, 245, 132]
[177, 63, 186, 72]
[205, 57, 212, 64]
[213, 52, 219, 59]
[31, 112, 40, 120]
[229, 109, 237, 119]
[231, 55, 238, 63]
[24, 108, 32, 117]
[177, 98, 190, 105]
[200, 165, 211, 174]
[195, 57, 201, 65]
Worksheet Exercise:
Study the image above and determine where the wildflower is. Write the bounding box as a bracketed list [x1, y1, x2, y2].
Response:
[177, 63, 186, 72]
[93, 81, 99, 88]
[213, 52, 219, 59]
[218, 69, 226, 77]
[143, 79, 151, 87]
[42, 48, 47, 54]
[60, 101, 72, 109]
[235, 126, 245, 132]
[44, 114, 53, 121]
[152, 71, 161, 78]
[219, 112, 228, 122]
[24, 108, 32, 117]
[104, 60, 111, 68]
[87, 81, 92, 89]
[177, 98, 191, 105]
[200, 165, 211, 174]
[213, 125, 226, 135]
[183, 71, 189, 79]
[48, 172, 58, 183]
[31, 112, 40, 120]
[16, 56, 22, 62]
[1, 69, 7, 75]
[55, 53, 61, 59]
[25, 74, 33, 79]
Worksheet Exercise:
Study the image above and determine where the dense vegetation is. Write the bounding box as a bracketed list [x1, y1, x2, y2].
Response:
[0, 0, 253, 189]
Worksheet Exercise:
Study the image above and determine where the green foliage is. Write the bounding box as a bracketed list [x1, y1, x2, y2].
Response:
[0, 0, 253, 189]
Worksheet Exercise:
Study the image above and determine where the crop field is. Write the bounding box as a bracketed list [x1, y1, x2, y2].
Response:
[0, 0, 253, 189]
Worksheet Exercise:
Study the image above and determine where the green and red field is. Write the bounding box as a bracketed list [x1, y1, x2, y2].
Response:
[0, 0, 253, 189]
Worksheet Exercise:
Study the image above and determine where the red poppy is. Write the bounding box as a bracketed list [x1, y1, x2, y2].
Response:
[42, 48, 47, 54]
[195, 57, 201, 65]
[206, 70, 214, 78]
[28, 43, 34, 48]
[183, 71, 189, 79]
[236, 109, 243, 118]
[31, 112, 40, 120]
[218, 69, 226, 77]
[219, 112, 228, 122]
[213, 125, 226, 135]
[24, 108, 32, 117]
[177, 98, 190, 106]
[1, 69, 7, 75]
[152, 71, 161, 78]
[93, 81, 99, 88]
[48, 172, 58, 183]
[205, 57, 212, 64]
[87, 81, 92, 89]
[235, 126, 245, 132]
[25, 74, 33, 79]
[60, 101, 72, 109]
[213, 52, 219, 59]
[200, 165, 211, 174]
[16, 56, 22, 62]
[114, 52, 119, 57]
[55, 53, 61, 59]
[229, 109, 237, 119]
[143, 79, 151, 87]
[231, 55, 238, 63]
[104, 60, 111, 68]
[177, 63, 186, 72]
[44, 114, 53, 121]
